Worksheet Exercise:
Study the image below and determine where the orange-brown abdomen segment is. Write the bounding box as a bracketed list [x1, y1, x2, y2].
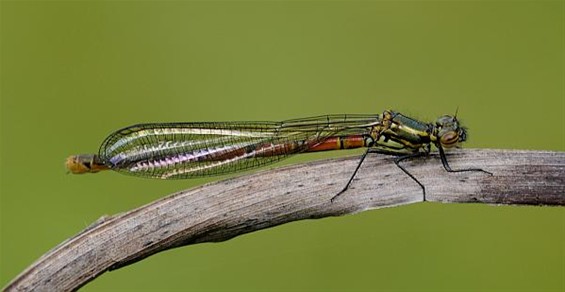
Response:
[306, 135, 367, 152]
[66, 154, 110, 174]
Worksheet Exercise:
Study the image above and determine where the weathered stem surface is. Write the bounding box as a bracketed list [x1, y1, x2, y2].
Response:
[4, 149, 564, 291]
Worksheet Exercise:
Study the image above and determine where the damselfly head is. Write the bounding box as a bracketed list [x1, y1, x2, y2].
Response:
[434, 115, 466, 148]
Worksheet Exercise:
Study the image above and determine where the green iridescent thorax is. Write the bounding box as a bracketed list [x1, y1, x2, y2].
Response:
[367, 111, 433, 153]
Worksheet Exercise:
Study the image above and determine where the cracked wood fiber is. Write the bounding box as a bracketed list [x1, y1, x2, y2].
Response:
[4, 149, 565, 291]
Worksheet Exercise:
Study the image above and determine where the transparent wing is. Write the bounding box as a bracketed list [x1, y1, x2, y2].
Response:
[98, 114, 379, 179]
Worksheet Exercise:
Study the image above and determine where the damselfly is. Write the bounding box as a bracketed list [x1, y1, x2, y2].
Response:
[66, 110, 491, 201]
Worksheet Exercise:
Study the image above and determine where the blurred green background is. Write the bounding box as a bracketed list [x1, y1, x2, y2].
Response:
[1, 1, 563, 291]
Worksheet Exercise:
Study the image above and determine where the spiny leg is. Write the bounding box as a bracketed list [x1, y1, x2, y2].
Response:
[330, 148, 371, 202]
[437, 145, 493, 175]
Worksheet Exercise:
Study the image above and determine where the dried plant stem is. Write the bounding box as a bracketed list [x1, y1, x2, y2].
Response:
[4, 149, 564, 292]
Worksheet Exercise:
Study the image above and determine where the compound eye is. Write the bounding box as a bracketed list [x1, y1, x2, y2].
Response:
[440, 131, 459, 147]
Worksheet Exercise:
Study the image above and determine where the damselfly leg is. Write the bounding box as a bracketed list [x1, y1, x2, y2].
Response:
[437, 144, 493, 175]
[330, 148, 371, 202]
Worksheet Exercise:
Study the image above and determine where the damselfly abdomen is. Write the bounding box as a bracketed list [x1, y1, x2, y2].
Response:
[66, 110, 491, 201]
